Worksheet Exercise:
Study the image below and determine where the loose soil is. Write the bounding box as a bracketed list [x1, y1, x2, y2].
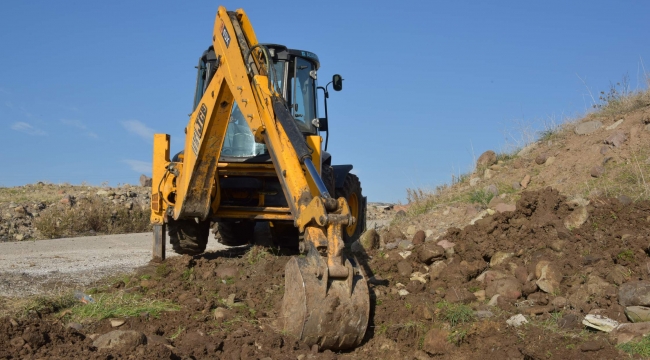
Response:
[2, 189, 649, 359]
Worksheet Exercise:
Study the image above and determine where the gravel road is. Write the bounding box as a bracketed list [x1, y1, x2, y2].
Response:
[0, 233, 225, 297]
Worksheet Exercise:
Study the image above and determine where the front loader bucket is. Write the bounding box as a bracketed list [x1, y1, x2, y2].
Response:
[281, 248, 369, 350]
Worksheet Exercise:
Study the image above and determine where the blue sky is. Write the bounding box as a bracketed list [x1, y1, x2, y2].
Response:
[1, 1, 649, 202]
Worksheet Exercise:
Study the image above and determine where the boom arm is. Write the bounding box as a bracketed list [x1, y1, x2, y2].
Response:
[151, 7, 353, 274]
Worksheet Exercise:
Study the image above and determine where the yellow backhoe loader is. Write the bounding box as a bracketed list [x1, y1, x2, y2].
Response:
[150, 6, 369, 350]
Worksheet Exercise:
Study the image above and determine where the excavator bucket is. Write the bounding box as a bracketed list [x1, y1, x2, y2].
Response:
[281, 242, 369, 350]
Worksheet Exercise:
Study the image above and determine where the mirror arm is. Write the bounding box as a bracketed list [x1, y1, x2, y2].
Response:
[317, 85, 330, 151]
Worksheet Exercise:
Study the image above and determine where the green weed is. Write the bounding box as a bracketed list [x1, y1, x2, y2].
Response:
[436, 301, 475, 327]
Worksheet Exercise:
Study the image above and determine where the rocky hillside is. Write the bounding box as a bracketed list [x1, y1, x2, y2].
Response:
[0, 177, 152, 241]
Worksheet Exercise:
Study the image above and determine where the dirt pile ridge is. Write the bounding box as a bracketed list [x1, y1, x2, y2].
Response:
[0, 188, 648, 359]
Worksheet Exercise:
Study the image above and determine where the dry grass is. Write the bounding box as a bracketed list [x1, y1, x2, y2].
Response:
[593, 76, 650, 118]
[34, 197, 150, 239]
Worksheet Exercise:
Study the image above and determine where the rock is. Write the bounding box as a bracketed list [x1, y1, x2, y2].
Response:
[410, 272, 427, 284]
[545, 156, 556, 165]
[139, 174, 152, 187]
[536, 263, 562, 294]
[552, 296, 568, 309]
[398, 240, 414, 250]
[429, 261, 447, 280]
[506, 314, 528, 327]
[14, 234, 24, 241]
[483, 168, 495, 179]
[92, 330, 147, 350]
[125, 201, 133, 210]
[422, 328, 450, 356]
[618, 195, 633, 205]
[476, 150, 497, 168]
[60, 194, 74, 206]
[96, 190, 109, 196]
[399, 251, 412, 259]
[557, 314, 579, 329]
[418, 243, 445, 264]
[67, 322, 83, 331]
[517, 143, 537, 157]
[487, 294, 500, 306]
[564, 206, 588, 229]
[436, 240, 455, 250]
[606, 119, 624, 130]
[590, 165, 605, 178]
[582, 314, 619, 332]
[412, 230, 425, 245]
[214, 307, 228, 321]
[359, 229, 380, 251]
[110, 319, 126, 327]
[610, 322, 650, 345]
[535, 154, 548, 165]
[406, 225, 417, 236]
[646, 123, 650, 131]
[486, 277, 522, 300]
[469, 177, 480, 187]
[619, 281, 650, 307]
[444, 288, 476, 304]
[580, 341, 604, 352]
[425, 229, 434, 238]
[484, 184, 498, 197]
[474, 290, 486, 302]
[398, 289, 410, 296]
[604, 131, 627, 147]
[489, 252, 514, 267]
[511, 181, 521, 190]
[625, 306, 650, 323]
[470, 210, 489, 225]
[606, 265, 630, 286]
[494, 203, 516, 213]
[397, 261, 413, 276]
[575, 120, 603, 135]
[520, 174, 531, 189]
[476, 310, 493, 318]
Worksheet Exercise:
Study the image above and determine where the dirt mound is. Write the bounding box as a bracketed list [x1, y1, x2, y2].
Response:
[1, 188, 649, 359]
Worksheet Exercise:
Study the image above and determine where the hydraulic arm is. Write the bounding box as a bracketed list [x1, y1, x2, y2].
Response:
[150, 6, 368, 350]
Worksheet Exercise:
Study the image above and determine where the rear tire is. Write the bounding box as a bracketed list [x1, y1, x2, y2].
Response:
[335, 173, 365, 244]
[215, 221, 255, 246]
[168, 218, 210, 255]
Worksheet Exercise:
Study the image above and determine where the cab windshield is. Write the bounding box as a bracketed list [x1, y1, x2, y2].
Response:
[289, 57, 317, 133]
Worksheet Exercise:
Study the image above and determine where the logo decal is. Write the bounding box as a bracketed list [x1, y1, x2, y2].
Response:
[192, 104, 208, 155]
[220, 21, 231, 48]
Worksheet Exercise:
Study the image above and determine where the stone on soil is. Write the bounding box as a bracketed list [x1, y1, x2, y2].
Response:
[418, 243, 445, 264]
[575, 120, 602, 135]
[564, 206, 588, 229]
[359, 229, 379, 250]
[506, 314, 528, 327]
[486, 277, 522, 300]
[536, 263, 562, 294]
[625, 306, 650, 323]
[489, 251, 514, 267]
[606, 119, 624, 130]
[604, 131, 627, 147]
[422, 328, 450, 356]
[92, 330, 147, 350]
[476, 150, 497, 168]
[619, 281, 650, 307]
[582, 314, 619, 332]
[609, 322, 650, 345]
[397, 261, 413, 276]
[494, 203, 516, 213]
[412, 230, 425, 245]
[444, 288, 477, 304]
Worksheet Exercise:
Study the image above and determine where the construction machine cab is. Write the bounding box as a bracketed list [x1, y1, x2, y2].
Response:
[193, 44, 323, 137]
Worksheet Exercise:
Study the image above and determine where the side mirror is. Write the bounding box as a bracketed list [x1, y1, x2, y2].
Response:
[332, 74, 343, 91]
